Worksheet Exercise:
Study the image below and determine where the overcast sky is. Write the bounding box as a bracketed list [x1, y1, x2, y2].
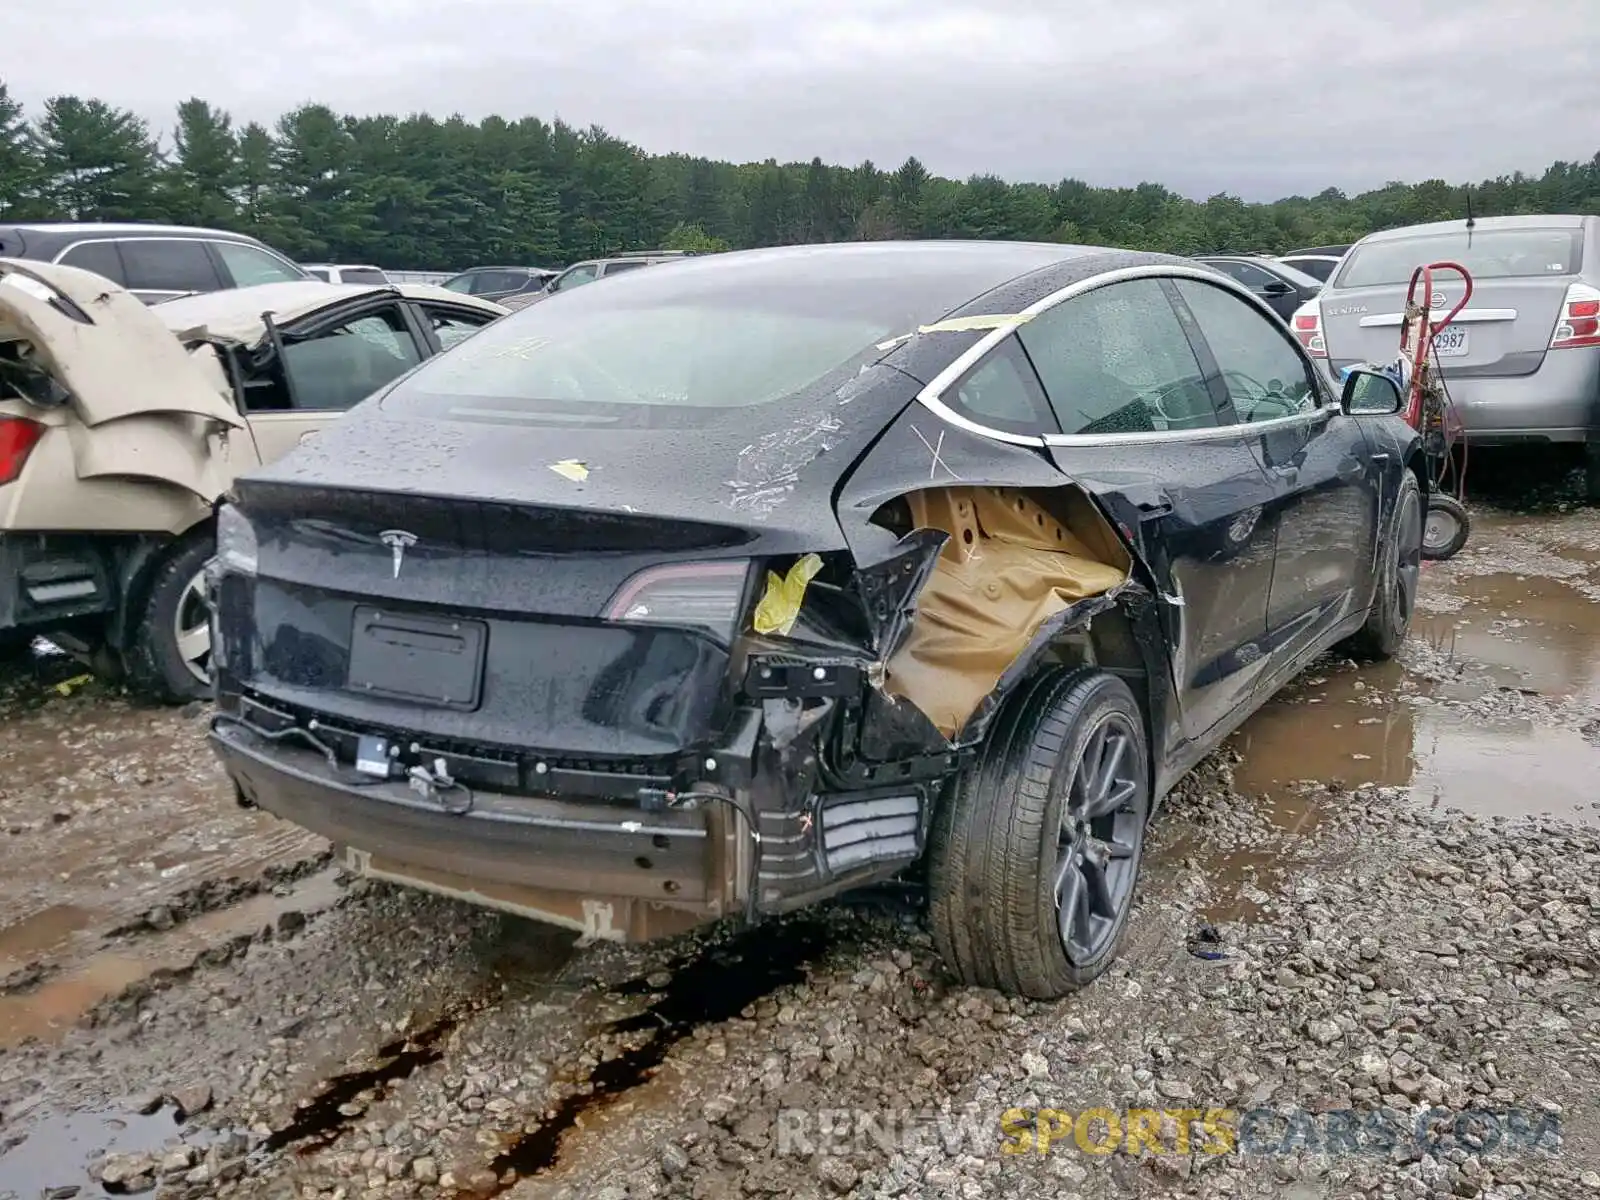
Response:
[10, 0, 1599, 201]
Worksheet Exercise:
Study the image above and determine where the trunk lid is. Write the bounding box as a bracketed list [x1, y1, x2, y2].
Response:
[1322, 277, 1569, 378]
[0, 258, 244, 428]
[224, 388, 913, 759]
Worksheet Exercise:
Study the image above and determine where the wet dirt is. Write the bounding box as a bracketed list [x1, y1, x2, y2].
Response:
[0, 869, 344, 1049]
[0, 682, 326, 1012]
[470, 920, 835, 1194]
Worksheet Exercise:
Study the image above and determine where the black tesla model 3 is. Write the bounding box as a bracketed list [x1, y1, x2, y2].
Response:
[207, 240, 1423, 999]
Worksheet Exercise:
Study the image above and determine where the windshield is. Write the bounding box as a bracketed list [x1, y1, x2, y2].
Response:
[1337, 228, 1584, 287]
[441, 274, 476, 293]
[380, 252, 984, 426]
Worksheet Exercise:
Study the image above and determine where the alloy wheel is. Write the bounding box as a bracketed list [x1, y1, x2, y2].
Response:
[173, 567, 213, 685]
[1051, 711, 1147, 965]
[1396, 488, 1424, 630]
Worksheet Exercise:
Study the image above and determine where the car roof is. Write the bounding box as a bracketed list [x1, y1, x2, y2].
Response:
[1358, 214, 1587, 244]
[154, 280, 505, 343]
[303, 262, 385, 271]
[0, 222, 266, 239]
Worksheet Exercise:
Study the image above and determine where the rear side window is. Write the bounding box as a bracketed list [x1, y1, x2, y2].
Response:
[1338, 228, 1583, 286]
[119, 238, 223, 294]
[1281, 257, 1335, 282]
[58, 242, 127, 285]
[214, 241, 304, 287]
[471, 270, 527, 295]
[1019, 278, 1222, 435]
[602, 260, 648, 277]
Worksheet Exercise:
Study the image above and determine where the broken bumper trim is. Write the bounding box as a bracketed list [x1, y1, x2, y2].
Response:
[209, 718, 735, 922]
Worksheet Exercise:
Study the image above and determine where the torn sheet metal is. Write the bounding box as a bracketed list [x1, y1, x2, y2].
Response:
[0, 258, 244, 430]
[883, 487, 1129, 737]
[752, 553, 824, 636]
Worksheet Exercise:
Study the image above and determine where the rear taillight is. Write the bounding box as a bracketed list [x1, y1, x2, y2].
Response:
[0, 416, 45, 485]
[604, 560, 751, 641]
[1291, 300, 1326, 357]
[1550, 282, 1600, 349]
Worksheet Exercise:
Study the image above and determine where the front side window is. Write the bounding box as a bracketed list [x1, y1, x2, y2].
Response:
[213, 241, 305, 287]
[280, 307, 422, 411]
[1019, 278, 1222, 435]
[1174, 278, 1317, 422]
[59, 241, 127, 285]
[1210, 260, 1277, 290]
[550, 264, 599, 293]
[422, 306, 495, 350]
[118, 238, 222, 294]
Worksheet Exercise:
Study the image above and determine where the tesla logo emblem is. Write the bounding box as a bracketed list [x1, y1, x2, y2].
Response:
[1430, 291, 1446, 308]
[379, 529, 417, 578]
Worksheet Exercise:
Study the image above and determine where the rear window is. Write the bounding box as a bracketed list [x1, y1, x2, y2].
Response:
[340, 268, 389, 285]
[381, 262, 945, 424]
[1337, 228, 1583, 287]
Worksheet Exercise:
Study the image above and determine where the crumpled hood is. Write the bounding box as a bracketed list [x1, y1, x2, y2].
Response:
[0, 257, 243, 429]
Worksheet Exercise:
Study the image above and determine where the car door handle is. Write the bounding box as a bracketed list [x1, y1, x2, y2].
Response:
[1137, 499, 1173, 520]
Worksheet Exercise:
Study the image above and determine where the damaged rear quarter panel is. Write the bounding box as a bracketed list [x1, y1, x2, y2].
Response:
[828, 404, 1155, 750]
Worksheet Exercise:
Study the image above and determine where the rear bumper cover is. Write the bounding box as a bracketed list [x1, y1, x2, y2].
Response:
[208, 701, 931, 941]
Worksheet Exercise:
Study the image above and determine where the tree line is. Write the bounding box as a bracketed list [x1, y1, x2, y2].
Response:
[1, 78, 1597, 271]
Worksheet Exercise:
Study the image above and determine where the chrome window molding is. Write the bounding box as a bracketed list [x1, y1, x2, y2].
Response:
[914, 264, 1332, 449]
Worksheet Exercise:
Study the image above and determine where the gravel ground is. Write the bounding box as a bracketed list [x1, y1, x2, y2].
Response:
[1, 474, 1597, 1200]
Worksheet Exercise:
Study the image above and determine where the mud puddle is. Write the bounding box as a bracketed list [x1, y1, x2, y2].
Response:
[0, 1103, 222, 1199]
[0, 869, 345, 1048]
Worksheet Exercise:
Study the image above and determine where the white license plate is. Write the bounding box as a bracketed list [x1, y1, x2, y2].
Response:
[1431, 327, 1469, 357]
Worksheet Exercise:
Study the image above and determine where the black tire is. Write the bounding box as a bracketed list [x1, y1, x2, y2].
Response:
[1585, 444, 1600, 505]
[1347, 470, 1423, 660]
[928, 668, 1150, 999]
[124, 534, 216, 704]
[1421, 492, 1470, 561]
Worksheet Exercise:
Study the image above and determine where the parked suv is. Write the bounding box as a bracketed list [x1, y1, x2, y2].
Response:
[440, 266, 559, 302]
[1297, 215, 1600, 500]
[0, 223, 310, 304]
[505, 252, 696, 311]
[0, 259, 506, 699]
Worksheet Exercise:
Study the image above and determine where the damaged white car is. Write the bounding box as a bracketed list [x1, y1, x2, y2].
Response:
[0, 259, 506, 699]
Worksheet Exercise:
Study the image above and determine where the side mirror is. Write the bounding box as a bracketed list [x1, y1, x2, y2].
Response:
[1340, 368, 1404, 416]
[1260, 280, 1293, 297]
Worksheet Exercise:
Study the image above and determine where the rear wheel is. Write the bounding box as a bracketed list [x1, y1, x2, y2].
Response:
[928, 668, 1150, 999]
[1348, 471, 1423, 660]
[1585, 444, 1600, 504]
[1421, 493, 1470, 560]
[124, 535, 216, 704]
